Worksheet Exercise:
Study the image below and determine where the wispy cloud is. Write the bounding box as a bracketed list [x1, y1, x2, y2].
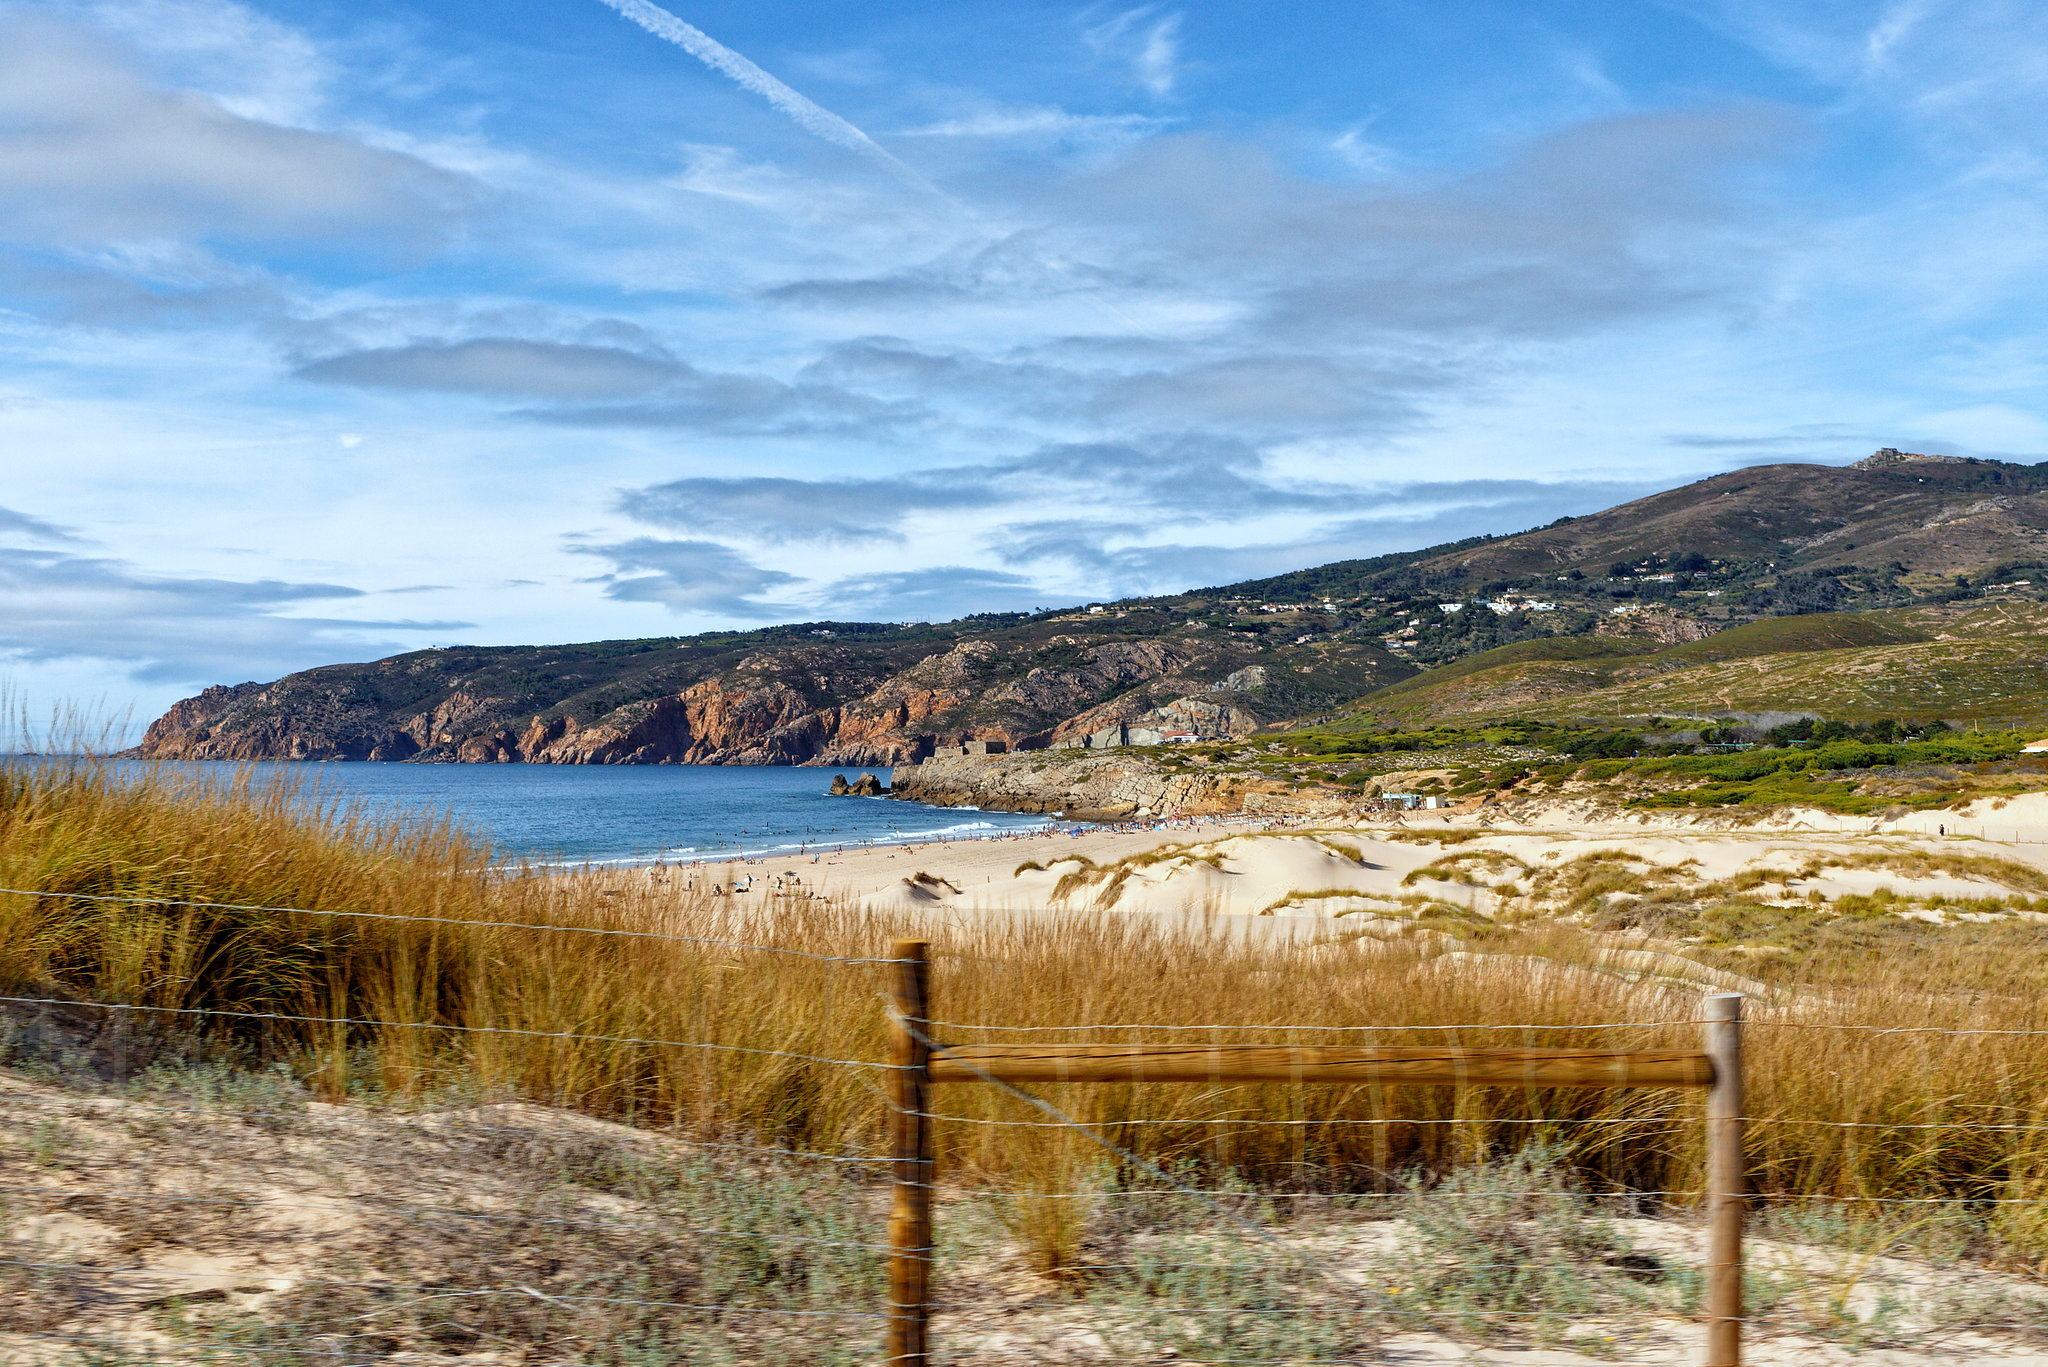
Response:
[617, 474, 1001, 544]
[294, 335, 930, 436]
[1085, 6, 1183, 97]
[84, 0, 332, 125]
[1330, 123, 1396, 174]
[0, 507, 86, 545]
[1135, 12, 1181, 96]
[0, 541, 462, 685]
[1863, 0, 1937, 71]
[985, 474, 1668, 593]
[817, 566, 1039, 621]
[297, 339, 687, 401]
[569, 536, 800, 615]
[594, 0, 941, 194]
[896, 106, 1170, 142]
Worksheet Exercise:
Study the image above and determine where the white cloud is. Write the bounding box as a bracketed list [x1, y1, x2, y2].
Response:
[1135, 12, 1182, 96]
[1862, 0, 1937, 71]
[1084, 6, 1184, 98]
[0, 13, 476, 248]
[571, 537, 800, 615]
[1330, 125, 1396, 174]
[83, 0, 330, 125]
[897, 106, 1170, 142]
[0, 535, 463, 685]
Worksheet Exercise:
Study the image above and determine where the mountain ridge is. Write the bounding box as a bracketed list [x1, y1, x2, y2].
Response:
[134, 452, 2048, 764]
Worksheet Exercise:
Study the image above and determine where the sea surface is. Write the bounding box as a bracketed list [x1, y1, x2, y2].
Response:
[129, 761, 1057, 868]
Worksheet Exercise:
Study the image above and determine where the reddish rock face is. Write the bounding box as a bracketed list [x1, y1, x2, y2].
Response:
[129, 624, 1338, 767]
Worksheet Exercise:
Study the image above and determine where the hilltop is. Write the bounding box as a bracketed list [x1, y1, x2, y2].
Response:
[1235, 447, 2048, 609]
[135, 450, 2048, 765]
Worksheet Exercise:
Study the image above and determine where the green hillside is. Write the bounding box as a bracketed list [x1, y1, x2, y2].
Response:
[1659, 613, 1930, 665]
[1347, 603, 2048, 730]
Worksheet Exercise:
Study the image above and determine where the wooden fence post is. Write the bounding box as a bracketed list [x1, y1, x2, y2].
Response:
[1705, 992, 1744, 1367]
[886, 939, 933, 1367]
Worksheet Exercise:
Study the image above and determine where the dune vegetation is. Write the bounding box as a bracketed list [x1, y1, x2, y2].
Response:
[6, 755, 2048, 1268]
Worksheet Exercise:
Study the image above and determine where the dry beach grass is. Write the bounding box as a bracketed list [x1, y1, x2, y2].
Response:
[12, 754, 2048, 1358]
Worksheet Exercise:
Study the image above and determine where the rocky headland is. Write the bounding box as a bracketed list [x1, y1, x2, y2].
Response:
[888, 750, 1346, 823]
[135, 632, 1383, 767]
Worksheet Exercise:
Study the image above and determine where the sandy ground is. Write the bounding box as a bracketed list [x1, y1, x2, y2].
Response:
[9, 1068, 2048, 1365]
[652, 792, 2048, 925]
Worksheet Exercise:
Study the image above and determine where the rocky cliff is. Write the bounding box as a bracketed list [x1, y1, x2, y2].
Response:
[136, 621, 1409, 765]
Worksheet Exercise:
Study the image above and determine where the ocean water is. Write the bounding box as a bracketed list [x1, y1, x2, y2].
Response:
[137, 761, 1057, 867]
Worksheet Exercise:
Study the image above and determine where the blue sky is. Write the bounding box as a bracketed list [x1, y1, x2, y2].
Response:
[4, 0, 2047, 730]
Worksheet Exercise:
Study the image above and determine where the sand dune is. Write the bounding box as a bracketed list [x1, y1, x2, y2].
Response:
[664, 797, 2048, 935]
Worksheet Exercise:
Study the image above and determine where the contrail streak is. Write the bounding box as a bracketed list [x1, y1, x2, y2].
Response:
[595, 0, 938, 194]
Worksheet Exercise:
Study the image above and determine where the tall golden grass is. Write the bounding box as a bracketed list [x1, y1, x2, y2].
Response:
[8, 754, 2048, 1254]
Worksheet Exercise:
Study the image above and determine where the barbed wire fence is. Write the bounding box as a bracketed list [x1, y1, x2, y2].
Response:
[3, 889, 2048, 1363]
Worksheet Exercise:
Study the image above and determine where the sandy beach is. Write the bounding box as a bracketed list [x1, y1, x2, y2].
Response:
[650, 791, 2048, 927]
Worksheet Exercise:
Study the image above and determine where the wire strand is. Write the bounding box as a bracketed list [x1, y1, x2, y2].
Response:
[1757, 1116, 2048, 1132]
[912, 1110, 1694, 1128]
[1747, 1020, 2048, 1037]
[0, 884, 904, 964]
[924, 1019, 1701, 1034]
